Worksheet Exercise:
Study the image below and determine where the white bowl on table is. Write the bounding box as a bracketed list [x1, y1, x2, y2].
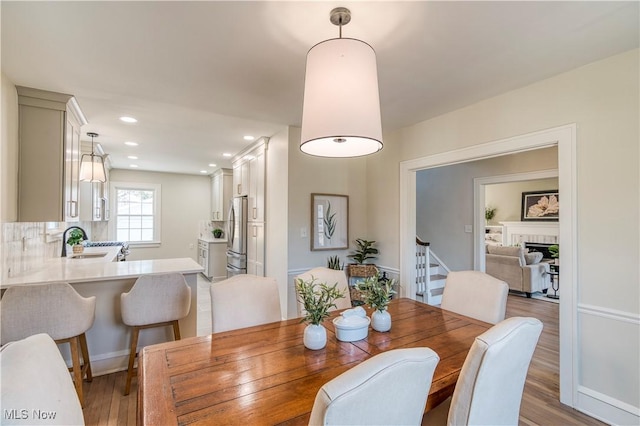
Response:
[333, 307, 370, 342]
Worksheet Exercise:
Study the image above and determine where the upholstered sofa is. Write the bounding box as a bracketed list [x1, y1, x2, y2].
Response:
[485, 245, 549, 297]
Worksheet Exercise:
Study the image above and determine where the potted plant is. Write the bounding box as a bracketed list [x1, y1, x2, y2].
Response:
[66, 229, 85, 254]
[548, 244, 559, 264]
[327, 255, 342, 270]
[485, 206, 497, 226]
[356, 272, 397, 332]
[212, 228, 224, 239]
[347, 238, 378, 277]
[295, 276, 345, 350]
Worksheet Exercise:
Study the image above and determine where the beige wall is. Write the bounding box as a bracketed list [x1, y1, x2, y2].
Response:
[485, 177, 559, 223]
[265, 126, 289, 318]
[1, 73, 19, 222]
[287, 126, 369, 271]
[374, 49, 638, 421]
[108, 169, 211, 261]
[364, 128, 402, 270]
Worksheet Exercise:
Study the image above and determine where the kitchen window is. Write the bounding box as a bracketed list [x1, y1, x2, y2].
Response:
[110, 182, 161, 246]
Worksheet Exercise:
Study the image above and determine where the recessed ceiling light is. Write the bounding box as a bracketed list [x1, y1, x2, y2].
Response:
[120, 116, 138, 123]
[130, 164, 138, 168]
[208, 163, 217, 167]
[124, 141, 138, 146]
[128, 155, 138, 160]
[200, 170, 208, 174]
[243, 135, 255, 141]
[223, 153, 232, 157]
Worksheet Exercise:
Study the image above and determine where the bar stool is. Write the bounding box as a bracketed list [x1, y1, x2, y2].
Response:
[121, 272, 191, 395]
[0, 282, 96, 407]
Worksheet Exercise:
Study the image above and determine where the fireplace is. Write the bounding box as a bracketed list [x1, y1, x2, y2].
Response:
[524, 242, 556, 260]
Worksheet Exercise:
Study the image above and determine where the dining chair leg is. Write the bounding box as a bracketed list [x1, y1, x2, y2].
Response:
[79, 332, 93, 382]
[124, 326, 140, 396]
[69, 336, 85, 407]
[172, 320, 181, 341]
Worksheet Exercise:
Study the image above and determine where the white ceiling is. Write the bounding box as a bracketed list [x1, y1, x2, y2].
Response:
[2, 1, 638, 175]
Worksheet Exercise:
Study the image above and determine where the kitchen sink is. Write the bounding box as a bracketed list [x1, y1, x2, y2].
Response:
[69, 252, 108, 259]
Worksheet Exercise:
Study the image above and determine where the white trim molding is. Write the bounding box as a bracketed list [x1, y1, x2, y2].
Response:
[400, 124, 577, 408]
[577, 386, 640, 425]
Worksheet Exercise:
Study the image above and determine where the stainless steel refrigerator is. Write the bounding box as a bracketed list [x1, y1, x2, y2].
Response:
[226, 196, 248, 277]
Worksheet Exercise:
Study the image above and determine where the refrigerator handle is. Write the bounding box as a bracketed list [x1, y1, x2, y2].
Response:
[228, 202, 235, 247]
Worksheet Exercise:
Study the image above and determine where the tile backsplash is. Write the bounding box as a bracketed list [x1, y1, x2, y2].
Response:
[1, 221, 108, 282]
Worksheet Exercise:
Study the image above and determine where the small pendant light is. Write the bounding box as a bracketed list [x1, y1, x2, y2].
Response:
[300, 7, 383, 158]
[79, 132, 106, 182]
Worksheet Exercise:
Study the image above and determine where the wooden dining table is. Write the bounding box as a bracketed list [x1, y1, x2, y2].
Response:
[138, 298, 491, 425]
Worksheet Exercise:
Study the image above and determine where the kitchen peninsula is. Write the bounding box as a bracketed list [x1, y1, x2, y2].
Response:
[1, 247, 203, 375]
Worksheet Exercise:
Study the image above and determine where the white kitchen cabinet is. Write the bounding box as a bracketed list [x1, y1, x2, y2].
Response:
[233, 137, 268, 276]
[246, 222, 264, 277]
[17, 86, 87, 222]
[210, 168, 232, 221]
[248, 147, 265, 222]
[198, 239, 227, 280]
[232, 160, 250, 197]
[79, 142, 110, 221]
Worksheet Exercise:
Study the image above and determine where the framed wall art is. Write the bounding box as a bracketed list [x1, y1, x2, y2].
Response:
[521, 190, 559, 221]
[311, 193, 348, 251]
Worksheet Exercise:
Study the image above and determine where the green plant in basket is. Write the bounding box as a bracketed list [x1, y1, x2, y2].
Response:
[548, 244, 559, 258]
[295, 276, 345, 325]
[356, 273, 397, 312]
[66, 229, 85, 246]
[347, 238, 378, 264]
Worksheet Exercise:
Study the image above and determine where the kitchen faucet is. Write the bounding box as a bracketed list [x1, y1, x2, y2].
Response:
[61, 226, 88, 257]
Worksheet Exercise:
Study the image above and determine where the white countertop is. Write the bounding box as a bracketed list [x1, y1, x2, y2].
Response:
[1, 246, 203, 288]
[199, 237, 227, 243]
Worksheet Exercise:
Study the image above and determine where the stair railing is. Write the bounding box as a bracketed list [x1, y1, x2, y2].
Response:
[415, 237, 430, 301]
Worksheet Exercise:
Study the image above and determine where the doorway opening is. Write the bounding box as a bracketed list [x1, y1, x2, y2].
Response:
[400, 124, 577, 407]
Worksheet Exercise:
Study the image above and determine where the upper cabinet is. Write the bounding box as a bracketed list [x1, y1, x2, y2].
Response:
[17, 86, 88, 222]
[211, 168, 232, 221]
[232, 137, 268, 223]
[232, 160, 250, 197]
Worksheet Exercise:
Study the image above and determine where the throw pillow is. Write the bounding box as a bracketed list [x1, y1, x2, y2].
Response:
[524, 252, 543, 265]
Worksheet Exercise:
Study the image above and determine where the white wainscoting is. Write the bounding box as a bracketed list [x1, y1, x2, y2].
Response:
[576, 304, 640, 424]
[500, 221, 559, 245]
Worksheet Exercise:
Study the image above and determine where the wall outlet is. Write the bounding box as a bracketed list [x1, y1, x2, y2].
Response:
[464, 225, 473, 233]
[189, 243, 194, 249]
[300, 227, 307, 238]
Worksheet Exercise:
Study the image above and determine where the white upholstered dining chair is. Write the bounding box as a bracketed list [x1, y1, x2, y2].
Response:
[309, 347, 440, 425]
[210, 274, 282, 333]
[421, 316, 543, 426]
[295, 267, 352, 316]
[121, 272, 191, 395]
[0, 282, 95, 407]
[440, 270, 509, 324]
[1, 333, 85, 425]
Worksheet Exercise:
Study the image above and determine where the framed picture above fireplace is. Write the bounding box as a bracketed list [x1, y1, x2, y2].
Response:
[521, 190, 559, 221]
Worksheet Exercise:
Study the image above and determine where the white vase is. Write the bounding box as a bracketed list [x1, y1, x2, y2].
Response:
[304, 324, 327, 350]
[371, 309, 391, 332]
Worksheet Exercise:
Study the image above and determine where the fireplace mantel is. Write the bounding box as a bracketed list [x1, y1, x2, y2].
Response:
[499, 221, 559, 246]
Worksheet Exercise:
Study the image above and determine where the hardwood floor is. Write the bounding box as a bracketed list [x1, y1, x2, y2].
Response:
[82, 295, 605, 425]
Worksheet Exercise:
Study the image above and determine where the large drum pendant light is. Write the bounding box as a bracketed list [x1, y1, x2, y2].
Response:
[300, 7, 383, 157]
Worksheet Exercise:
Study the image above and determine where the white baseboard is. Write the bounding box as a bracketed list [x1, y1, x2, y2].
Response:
[577, 386, 640, 426]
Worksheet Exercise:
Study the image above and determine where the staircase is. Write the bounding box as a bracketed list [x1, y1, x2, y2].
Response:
[415, 237, 449, 306]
